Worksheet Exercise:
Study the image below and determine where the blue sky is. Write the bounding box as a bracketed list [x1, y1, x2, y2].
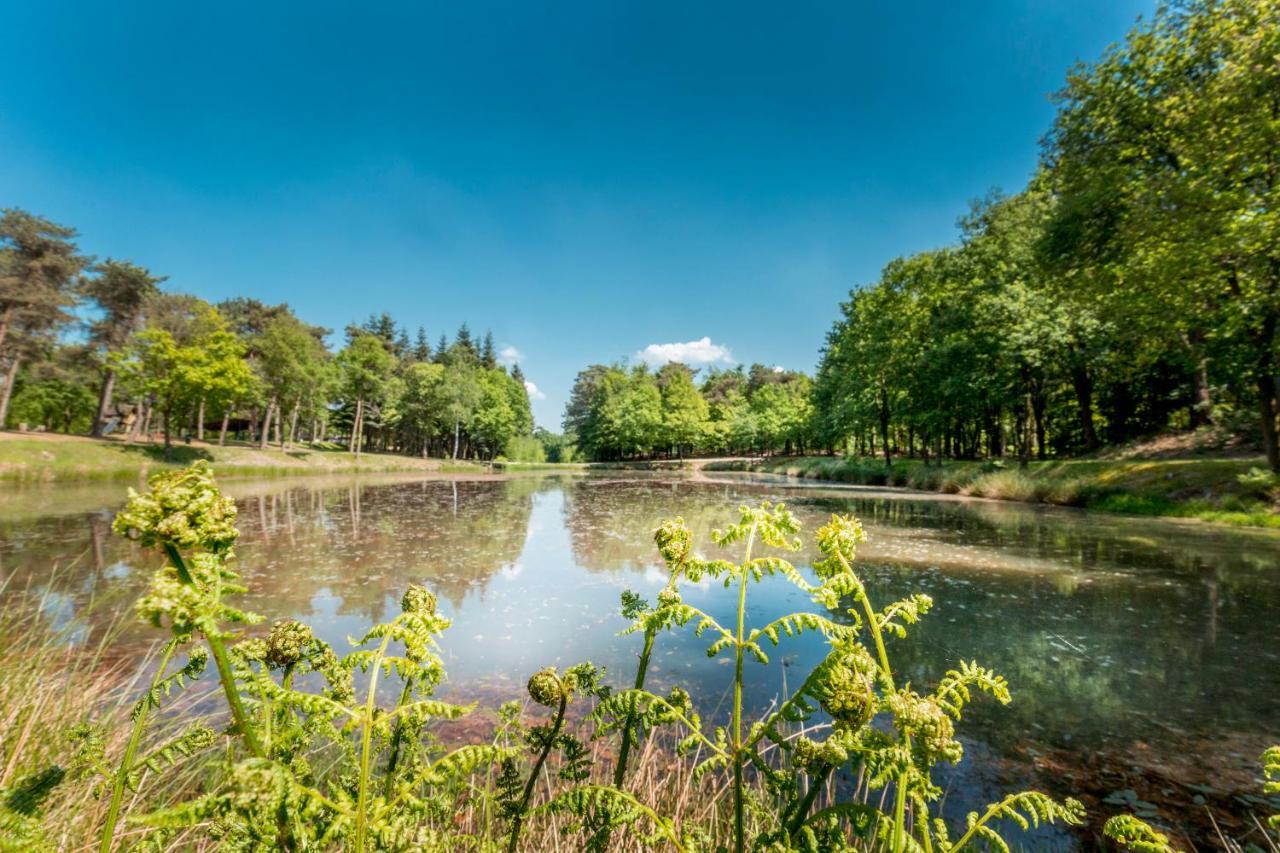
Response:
[0, 0, 1152, 427]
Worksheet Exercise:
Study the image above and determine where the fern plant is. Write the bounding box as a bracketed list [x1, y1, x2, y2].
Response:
[591, 503, 1084, 852]
[97, 462, 510, 851]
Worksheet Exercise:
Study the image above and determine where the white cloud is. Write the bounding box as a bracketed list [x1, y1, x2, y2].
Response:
[772, 365, 785, 373]
[523, 380, 546, 400]
[499, 345, 522, 365]
[636, 336, 733, 367]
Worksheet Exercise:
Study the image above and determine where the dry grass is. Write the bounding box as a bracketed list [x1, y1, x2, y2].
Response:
[0, 576, 215, 852]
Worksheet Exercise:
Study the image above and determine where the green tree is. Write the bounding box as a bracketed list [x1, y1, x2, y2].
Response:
[82, 260, 165, 436]
[337, 334, 395, 457]
[657, 363, 708, 458]
[1046, 0, 1280, 466]
[0, 209, 90, 426]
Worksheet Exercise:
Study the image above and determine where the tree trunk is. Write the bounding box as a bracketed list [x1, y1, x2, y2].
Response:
[1018, 393, 1032, 469]
[1071, 366, 1098, 452]
[1180, 330, 1213, 427]
[1032, 390, 1047, 460]
[0, 357, 18, 428]
[0, 305, 12, 355]
[196, 398, 205, 442]
[248, 407, 258, 443]
[219, 409, 231, 446]
[273, 402, 283, 448]
[878, 392, 892, 468]
[287, 405, 299, 449]
[92, 368, 117, 437]
[1258, 374, 1279, 472]
[259, 401, 274, 450]
[141, 402, 153, 440]
[351, 399, 364, 457]
[163, 408, 173, 456]
[452, 417, 461, 460]
[126, 398, 143, 442]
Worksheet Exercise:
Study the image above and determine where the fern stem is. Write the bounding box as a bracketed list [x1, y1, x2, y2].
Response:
[507, 690, 567, 853]
[840, 550, 911, 853]
[784, 765, 830, 839]
[383, 677, 416, 799]
[731, 523, 756, 853]
[355, 630, 395, 852]
[891, 772, 909, 853]
[613, 624, 656, 788]
[162, 543, 264, 759]
[99, 639, 179, 853]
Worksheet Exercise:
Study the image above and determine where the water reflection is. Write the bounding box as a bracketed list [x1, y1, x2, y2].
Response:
[2, 471, 1278, 846]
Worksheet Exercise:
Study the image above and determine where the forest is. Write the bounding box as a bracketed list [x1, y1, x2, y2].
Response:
[0, 224, 535, 461]
[812, 0, 1279, 469]
[578, 0, 1280, 470]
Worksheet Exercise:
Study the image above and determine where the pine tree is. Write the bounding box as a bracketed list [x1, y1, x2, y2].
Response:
[414, 326, 431, 362]
[481, 332, 497, 369]
[455, 323, 475, 356]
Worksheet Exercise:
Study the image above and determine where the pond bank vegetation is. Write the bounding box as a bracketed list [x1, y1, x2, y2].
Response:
[706, 455, 1280, 529]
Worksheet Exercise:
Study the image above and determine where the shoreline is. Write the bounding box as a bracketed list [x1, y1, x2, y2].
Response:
[0, 431, 493, 482]
[705, 454, 1280, 530]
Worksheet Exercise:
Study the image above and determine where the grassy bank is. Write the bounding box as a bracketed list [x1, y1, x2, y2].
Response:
[706, 455, 1280, 528]
[0, 432, 490, 482]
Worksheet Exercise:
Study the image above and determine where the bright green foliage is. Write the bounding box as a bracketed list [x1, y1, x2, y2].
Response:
[1102, 815, 1177, 853]
[1048, 0, 1280, 467]
[114, 306, 255, 449]
[591, 504, 1082, 852]
[565, 362, 812, 460]
[658, 363, 710, 458]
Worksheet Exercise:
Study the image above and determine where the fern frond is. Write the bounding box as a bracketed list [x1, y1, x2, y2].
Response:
[931, 660, 1011, 718]
[132, 647, 208, 719]
[877, 593, 933, 638]
[947, 791, 1084, 851]
[748, 611, 856, 648]
[1102, 815, 1177, 853]
[132, 724, 217, 782]
[543, 784, 686, 851]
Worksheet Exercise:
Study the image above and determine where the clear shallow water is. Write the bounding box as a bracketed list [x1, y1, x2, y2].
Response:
[3, 471, 1279, 846]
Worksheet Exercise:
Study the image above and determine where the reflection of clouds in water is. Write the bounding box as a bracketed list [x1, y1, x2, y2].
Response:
[500, 562, 523, 579]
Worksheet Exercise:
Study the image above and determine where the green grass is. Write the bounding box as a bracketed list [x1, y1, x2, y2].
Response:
[0, 433, 489, 482]
[706, 455, 1280, 529]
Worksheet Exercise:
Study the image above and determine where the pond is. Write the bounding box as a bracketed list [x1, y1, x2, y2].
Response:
[2, 470, 1278, 847]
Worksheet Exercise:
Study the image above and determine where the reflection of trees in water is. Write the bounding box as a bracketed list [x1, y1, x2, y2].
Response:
[858, 558, 1280, 756]
[0, 477, 545, 649]
[4, 475, 1280, 750]
[558, 478, 818, 573]
[231, 477, 544, 622]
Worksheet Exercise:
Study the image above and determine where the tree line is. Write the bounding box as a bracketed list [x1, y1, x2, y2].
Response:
[0, 213, 535, 460]
[814, 0, 1280, 469]
[563, 362, 813, 460]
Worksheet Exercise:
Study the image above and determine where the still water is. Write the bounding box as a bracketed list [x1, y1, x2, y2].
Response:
[2, 471, 1278, 846]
